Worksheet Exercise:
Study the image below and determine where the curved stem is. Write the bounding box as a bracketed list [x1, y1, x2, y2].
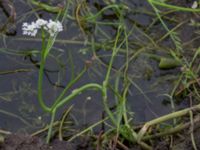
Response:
[137, 104, 200, 142]
[102, 25, 124, 126]
[53, 83, 103, 110]
[51, 67, 87, 108]
[46, 108, 56, 143]
[46, 83, 102, 143]
[38, 30, 51, 112]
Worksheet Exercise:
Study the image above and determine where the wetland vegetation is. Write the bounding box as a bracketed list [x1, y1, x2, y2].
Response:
[0, 0, 200, 149]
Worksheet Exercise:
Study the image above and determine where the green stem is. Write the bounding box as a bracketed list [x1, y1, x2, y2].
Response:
[102, 26, 123, 125]
[122, 84, 129, 125]
[148, 1, 182, 52]
[86, 4, 123, 21]
[30, 0, 63, 13]
[58, 105, 73, 141]
[51, 67, 87, 108]
[137, 103, 200, 142]
[149, 0, 200, 12]
[46, 108, 56, 143]
[38, 30, 51, 112]
[53, 83, 103, 110]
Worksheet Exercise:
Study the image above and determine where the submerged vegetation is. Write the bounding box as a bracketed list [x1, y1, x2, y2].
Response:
[0, 0, 200, 149]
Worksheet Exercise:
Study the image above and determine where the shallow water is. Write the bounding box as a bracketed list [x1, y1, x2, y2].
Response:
[0, 0, 187, 134]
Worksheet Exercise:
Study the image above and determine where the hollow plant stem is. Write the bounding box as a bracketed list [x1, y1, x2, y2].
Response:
[137, 104, 200, 142]
[46, 83, 103, 142]
[38, 29, 51, 112]
[51, 67, 87, 108]
[102, 26, 123, 126]
[53, 83, 103, 110]
[148, 0, 200, 12]
[46, 108, 56, 143]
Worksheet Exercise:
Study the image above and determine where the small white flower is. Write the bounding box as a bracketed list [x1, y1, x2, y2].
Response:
[38, 116, 42, 120]
[86, 96, 92, 100]
[22, 22, 38, 37]
[22, 19, 63, 37]
[35, 18, 48, 28]
[46, 19, 63, 36]
[191, 1, 198, 9]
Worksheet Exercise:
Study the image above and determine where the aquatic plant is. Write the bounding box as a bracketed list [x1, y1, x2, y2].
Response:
[20, 3, 140, 147]
[21, 3, 104, 143]
[15, 0, 200, 149]
[22, 18, 63, 37]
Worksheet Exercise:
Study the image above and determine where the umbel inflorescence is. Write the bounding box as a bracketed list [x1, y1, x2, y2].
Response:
[22, 18, 63, 37]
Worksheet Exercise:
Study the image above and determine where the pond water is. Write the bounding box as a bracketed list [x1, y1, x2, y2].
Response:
[0, 0, 190, 134]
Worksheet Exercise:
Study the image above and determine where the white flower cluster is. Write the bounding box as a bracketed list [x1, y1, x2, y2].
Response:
[22, 18, 63, 37]
[191, 1, 198, 9]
